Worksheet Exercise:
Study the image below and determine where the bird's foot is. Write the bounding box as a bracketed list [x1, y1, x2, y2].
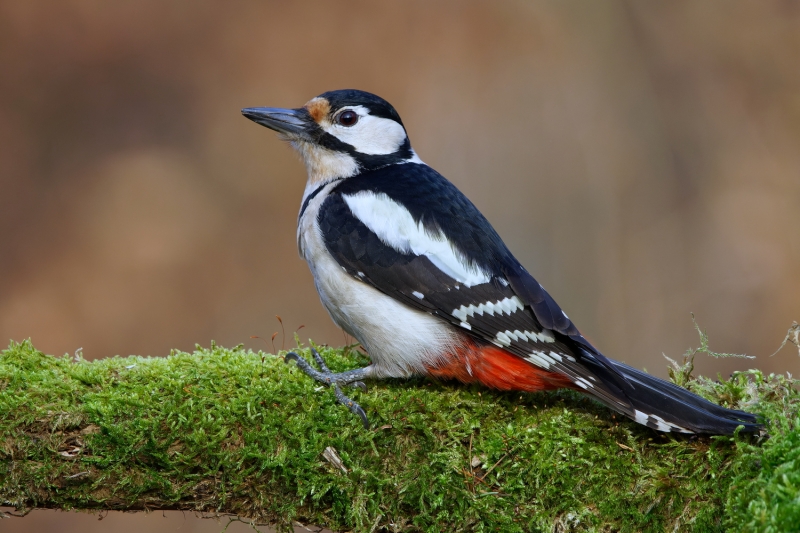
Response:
[285, 348, 370, 429]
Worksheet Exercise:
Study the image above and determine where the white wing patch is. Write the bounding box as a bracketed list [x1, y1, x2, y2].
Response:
[492, 328, 556, 347]
[322, 105, 408, 155]
[342, 191, 492, 287]
[525, 351, 558, 369]
[452, 296, 524, 322]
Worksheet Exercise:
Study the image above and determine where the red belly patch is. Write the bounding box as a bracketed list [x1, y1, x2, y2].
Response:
[424, 340, 575, 392]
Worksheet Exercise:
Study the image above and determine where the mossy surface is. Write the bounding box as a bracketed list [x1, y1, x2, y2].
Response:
[0, 339, 798, 532]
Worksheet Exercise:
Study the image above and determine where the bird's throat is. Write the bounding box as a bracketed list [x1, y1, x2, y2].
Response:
[290, 140, 359, 186]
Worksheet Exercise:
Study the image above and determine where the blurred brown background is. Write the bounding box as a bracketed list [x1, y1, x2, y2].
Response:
[1, 0, 799, 531]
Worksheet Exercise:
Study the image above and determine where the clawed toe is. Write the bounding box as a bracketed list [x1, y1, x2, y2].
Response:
[284, 348, 371, 429]
[334, 384, 370, 429]
[309, 347, 332, 373]
[308, 349, 366, 392]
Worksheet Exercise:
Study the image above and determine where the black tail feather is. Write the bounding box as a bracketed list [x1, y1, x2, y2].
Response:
[609, 360, 760, 434]
[575, 348, 760, 435]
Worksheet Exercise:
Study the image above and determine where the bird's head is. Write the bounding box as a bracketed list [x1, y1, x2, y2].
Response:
[242, 90, 418, 184]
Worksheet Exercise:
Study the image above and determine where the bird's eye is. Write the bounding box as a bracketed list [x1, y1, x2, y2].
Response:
[337, 110, 359, 127]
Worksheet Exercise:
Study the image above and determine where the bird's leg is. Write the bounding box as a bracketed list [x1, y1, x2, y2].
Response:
[285, 348, 371, 429]
[309, 347, 367, 391]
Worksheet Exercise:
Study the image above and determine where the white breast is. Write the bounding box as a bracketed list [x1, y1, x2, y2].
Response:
[297, 182, 464, 378]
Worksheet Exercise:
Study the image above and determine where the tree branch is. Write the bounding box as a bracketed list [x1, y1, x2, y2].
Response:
[1, 338, 797, 532]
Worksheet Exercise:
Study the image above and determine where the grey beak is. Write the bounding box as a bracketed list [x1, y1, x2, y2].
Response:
[241, 107, 312, 138]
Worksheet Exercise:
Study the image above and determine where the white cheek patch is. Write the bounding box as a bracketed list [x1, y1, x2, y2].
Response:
[322, 106, 408, 155]
[342, 190, 491, 287]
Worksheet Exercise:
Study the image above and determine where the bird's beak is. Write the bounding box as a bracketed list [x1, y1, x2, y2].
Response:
[241, 107, 313, 139]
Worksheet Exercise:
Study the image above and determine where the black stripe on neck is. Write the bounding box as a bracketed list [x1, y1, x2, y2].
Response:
[298, 177, 345, 223]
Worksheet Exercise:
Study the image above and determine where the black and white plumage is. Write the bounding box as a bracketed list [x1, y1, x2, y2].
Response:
[242, 89, 760, 435]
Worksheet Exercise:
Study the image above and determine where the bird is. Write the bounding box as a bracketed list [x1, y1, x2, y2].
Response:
[241, 89, 760, 435]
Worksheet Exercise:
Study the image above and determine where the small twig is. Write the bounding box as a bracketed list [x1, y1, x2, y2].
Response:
[479, 442, 523, 483]
[616, 442, 634, 452]
[769, 321, 800, 358]
[0, 507, 31, 517]
[467, 433, 474, 492]
[368, 513, 384, 533]
[322, 446, 348, 474]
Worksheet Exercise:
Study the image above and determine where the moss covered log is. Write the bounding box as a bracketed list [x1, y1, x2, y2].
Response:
[1, 339, 799, 532]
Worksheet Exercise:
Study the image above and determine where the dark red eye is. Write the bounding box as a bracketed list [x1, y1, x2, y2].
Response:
[337, 110, 359, 127]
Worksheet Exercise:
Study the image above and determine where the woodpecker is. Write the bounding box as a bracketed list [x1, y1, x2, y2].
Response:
[242, 89, 759, 435]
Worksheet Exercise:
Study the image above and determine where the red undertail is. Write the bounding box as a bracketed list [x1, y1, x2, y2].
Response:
[424, 339, 575, 392]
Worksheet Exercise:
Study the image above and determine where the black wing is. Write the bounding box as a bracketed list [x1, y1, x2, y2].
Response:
[319, 164, 632, 412]
[317, 163, 762, 434]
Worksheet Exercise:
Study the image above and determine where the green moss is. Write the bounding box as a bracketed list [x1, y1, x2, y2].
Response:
[0, 339, 798, 532]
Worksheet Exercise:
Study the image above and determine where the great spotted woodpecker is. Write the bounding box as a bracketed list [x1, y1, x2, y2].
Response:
[242, 89, 759, 435]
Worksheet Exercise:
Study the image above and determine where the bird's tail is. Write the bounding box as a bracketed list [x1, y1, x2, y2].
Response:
[588, 356, 761, 435]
